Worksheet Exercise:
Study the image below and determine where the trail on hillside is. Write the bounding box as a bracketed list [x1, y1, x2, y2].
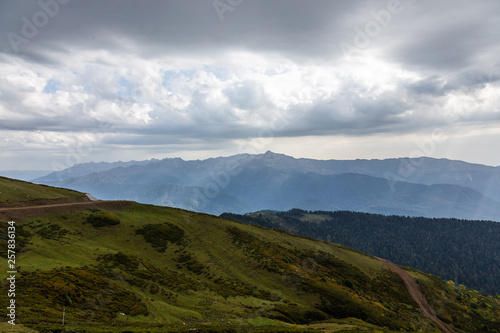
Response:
[377, 257, 455, 333]
[0, 199, 134, 219]
[0, 198, 456, 333]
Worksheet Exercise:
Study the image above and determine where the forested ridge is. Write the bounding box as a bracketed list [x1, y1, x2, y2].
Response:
[221, 209, 500, 295]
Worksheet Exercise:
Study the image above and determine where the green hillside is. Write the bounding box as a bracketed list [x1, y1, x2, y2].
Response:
[221, 209, 500, 295]
[0, 176, 85, 204]
[0, 179, 499, 332]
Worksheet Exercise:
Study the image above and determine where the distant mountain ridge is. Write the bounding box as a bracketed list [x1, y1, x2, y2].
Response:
[37, 159, 155, 182]
[35, 151, 500, 221]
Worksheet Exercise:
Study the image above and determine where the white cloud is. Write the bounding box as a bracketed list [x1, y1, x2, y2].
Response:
[1, 0, 500, 168]
[90, 100, 152, 125]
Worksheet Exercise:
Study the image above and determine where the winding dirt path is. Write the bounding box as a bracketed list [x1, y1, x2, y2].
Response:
[1, 198, 456, 333]
[377, 257, 455, 333]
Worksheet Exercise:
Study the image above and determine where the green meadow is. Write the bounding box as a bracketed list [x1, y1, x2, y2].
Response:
[0, 177, 498, 332]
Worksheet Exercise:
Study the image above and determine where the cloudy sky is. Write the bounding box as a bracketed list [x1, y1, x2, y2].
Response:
[1, 0, 499, 171]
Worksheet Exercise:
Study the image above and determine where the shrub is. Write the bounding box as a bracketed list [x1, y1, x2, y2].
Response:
[87, 211, 120, 228]
[135, 223, 184, 252]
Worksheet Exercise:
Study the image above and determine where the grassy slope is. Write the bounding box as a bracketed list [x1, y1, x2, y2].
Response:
[233, 209, 500, 295]
[0, 179, 498, 332]
[0, 176, 85, 204]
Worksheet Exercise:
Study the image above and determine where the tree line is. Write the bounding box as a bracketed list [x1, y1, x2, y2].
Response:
[221, 209, 500, 295]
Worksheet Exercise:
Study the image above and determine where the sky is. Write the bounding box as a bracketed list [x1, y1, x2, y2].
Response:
[1, 0, 499, 171]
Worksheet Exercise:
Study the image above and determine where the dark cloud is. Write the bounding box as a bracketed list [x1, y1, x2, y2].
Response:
[405, 75, 446, 96]
[444, 69, 500, 92]
[392, 24, 487, 71]
[1, 0, 500, 168]
[380, 0, 500, 72]
[1, 0, 358, 62]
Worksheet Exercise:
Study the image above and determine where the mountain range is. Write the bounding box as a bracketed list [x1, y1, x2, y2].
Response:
[35, 151, 500, 221]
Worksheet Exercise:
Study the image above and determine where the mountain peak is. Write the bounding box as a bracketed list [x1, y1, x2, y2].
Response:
[262, 150, 290, 158]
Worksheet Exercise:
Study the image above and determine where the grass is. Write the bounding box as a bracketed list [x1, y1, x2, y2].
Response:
[0, 177, 84, 203]
[300, 213, 331, 224]
[0, 180, 498, 332]
[0, 322, 38, 332]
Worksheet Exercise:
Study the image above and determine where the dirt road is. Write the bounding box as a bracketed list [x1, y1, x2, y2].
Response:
[0, 198, 456, 333]
[0, 199, 134, 219]
[377, 257, 455, 333]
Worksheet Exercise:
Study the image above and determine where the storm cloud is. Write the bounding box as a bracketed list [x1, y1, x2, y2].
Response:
[1, 0, 499, 169]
